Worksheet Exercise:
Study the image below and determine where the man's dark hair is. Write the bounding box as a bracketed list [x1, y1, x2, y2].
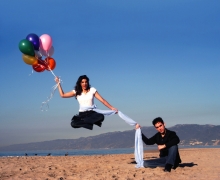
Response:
[152, 117, 164, 126]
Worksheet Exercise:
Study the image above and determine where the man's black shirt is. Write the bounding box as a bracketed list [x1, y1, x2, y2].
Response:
[142, 129, 180, 158]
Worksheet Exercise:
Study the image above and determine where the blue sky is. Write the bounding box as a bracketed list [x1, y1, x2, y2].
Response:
[0, 0, 219, 146]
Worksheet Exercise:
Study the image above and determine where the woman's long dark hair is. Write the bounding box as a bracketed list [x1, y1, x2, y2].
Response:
[74, 75, 91, 98]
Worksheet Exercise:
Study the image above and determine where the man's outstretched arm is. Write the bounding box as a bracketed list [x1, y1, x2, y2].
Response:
[142, 133, 157, 145]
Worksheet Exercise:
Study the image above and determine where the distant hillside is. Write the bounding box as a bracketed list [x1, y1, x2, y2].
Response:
[0, 124, 219, 151]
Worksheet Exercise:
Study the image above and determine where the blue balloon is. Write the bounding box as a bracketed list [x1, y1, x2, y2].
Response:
[26, 33, 40, 50]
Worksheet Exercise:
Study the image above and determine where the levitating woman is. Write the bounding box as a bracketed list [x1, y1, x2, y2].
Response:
[55, 75, 118, 130]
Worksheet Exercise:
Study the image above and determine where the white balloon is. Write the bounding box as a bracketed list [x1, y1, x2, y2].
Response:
[35, 50, 42, 59]
[39, 46, 54, 57]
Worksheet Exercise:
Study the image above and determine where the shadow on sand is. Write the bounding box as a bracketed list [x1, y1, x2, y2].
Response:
[178, 162, 198, 168]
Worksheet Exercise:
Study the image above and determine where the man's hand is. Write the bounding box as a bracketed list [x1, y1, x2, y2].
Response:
[135, 123, 141, 129]
[158, 144, 166, 150]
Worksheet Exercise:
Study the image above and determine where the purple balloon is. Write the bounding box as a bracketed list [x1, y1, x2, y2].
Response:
[26, 33, 40, 50]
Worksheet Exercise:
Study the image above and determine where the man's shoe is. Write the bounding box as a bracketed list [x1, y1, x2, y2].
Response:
[172, 162, 180, 169]
[164, 163, 172, 172]
[164, 169, 171, 172]
[173, 159, 181, 169]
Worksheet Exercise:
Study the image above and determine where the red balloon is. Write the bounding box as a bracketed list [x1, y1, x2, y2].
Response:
[45, 57, 56, 71]
[32, 59, 47, 72]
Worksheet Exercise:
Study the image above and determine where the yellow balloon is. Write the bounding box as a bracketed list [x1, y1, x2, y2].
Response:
[22, 54, 38, 65]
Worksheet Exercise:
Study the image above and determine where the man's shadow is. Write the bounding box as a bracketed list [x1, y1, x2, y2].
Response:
[129, 157, 198, 168]
[178, 162, 198, 168]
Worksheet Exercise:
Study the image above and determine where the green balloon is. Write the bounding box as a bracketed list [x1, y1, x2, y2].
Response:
[18, 39, 35, 56]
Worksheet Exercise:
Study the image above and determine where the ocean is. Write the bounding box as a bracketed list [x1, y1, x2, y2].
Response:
[0, 145, 219, 157]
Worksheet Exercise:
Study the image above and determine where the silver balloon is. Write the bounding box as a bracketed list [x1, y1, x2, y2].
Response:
[39, 46, 54, 57]
[34, 50, 43, 59]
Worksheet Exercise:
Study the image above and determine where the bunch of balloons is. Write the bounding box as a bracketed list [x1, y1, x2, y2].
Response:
[18, 33, 56, 73]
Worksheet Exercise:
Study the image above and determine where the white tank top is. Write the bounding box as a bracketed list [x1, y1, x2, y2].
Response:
[72, 87, 97, 112]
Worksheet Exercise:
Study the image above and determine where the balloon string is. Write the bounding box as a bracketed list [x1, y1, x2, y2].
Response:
[45, 56, 57, 78]
[49, 69, 56, 77]
[29, 69, 34, 76]
[40, 80, 61, 111]
[41, 57, 61, 111]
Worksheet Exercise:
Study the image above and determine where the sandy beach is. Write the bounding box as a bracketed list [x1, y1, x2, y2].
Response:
[0, 148, 219, 180]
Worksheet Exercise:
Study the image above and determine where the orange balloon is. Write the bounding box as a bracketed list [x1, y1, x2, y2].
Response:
[45, 57, 56, 71]
[22, 54, 38, 65]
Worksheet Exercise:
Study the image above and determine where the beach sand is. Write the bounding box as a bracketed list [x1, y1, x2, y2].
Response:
[0, 148, 219, 180]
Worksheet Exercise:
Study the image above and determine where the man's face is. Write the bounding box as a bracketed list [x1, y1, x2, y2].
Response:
[154, 122, 165, 134]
